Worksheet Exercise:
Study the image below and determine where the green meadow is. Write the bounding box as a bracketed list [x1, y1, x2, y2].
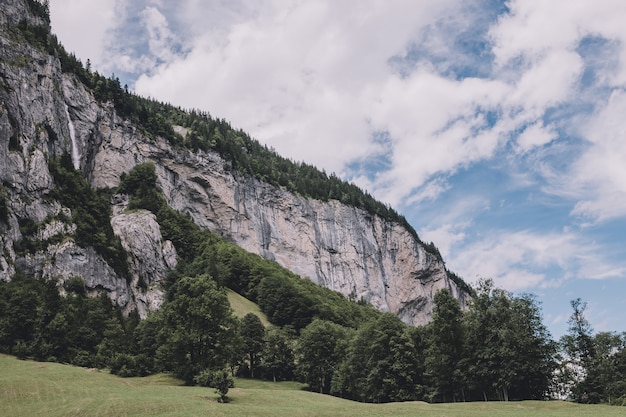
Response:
[226, 289, 271, 327]
[1, 355, 624, 417]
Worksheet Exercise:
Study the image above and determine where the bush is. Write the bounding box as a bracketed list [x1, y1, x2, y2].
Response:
[194, 369, 234, 403]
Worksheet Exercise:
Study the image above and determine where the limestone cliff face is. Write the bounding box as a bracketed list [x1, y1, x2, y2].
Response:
[0, 0, 469, 325]
[61, 75, 468, 325]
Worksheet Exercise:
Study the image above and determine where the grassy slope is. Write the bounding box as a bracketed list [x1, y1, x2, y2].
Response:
[1, 355, 624, 417]
[226, 289, 271, 327]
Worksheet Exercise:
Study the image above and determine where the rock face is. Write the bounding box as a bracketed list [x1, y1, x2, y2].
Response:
[0, 0, 469, 325]
[111, 205, 177, 316]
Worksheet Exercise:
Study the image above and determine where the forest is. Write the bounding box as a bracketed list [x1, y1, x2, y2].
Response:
[2, 162, 626, 404]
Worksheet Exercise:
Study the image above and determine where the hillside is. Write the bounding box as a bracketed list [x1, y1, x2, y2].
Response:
[0, 0, 470, 325]
[227, 289, 271, 327]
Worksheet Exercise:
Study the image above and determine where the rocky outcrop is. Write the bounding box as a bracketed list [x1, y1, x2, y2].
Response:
[111, 203, 177, 315]
[61, 76, 468, 324]
[0, 0, 469, 325]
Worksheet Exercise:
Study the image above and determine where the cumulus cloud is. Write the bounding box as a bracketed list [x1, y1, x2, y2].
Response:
[516, 122, 556, 153]
[569, 90, 626, 223]
[132, 0, 463, 176]
[50, 0, 122, 69]
[139, 6, 181, 66]
[50, 0, 626, 298]
[450, 229, 624, 291]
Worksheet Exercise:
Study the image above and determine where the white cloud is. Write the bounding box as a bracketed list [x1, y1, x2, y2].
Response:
[50, 0, 122, 69]
[516, 122, 556, 153]
[506, 49, 583, 113]
[569, 91, 626, 222]
[365, 72, 510, 205]
[132, 0, 469, 181]
[485, 0, 626, 226]
[140, 6, 180, 66]
[449, 229, 624, 292]
[419, 223, 466, 260]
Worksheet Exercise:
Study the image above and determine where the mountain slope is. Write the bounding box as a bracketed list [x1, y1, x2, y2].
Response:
[0, 0, 470, 325]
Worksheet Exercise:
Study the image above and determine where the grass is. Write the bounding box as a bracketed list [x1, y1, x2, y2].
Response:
[227, 289, 271, 327]
[1, 355, 624, 417]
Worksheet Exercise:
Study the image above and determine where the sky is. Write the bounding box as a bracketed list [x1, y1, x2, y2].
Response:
[49, 0, 626, 338]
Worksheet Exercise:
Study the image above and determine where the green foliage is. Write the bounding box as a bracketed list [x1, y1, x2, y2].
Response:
[48, 155, 130, 278]
[295, 319, 351, 394]
[462, 279, 557, 402]
[240, 313, 265, 378]
[118, 162, 162, 213]
[155, 274, 238, 384]
[0, 274, 123, 367]
[10, 18, 50, 51]
[194, 368, 234, 403]
[425, 289, 464, 402]
[332, 313, 423, 403]
[559, 299, 626, 404]
[257, 274, 314, 330]
[261, 327, 296, 382]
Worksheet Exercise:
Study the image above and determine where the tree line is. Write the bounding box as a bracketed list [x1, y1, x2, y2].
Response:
[3, 161, 625, 404]
[3, 267, 624, 404]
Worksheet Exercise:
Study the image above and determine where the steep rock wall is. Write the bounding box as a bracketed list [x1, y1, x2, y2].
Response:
[0, 0, 469, 325]
[63, 77, 468, 325]
[0, 1, 175, 316]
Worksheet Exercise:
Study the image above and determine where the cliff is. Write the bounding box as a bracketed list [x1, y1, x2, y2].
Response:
[0, 0, 469, 325]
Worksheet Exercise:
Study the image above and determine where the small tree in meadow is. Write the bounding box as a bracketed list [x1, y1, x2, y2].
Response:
[194, 368, 234, 403]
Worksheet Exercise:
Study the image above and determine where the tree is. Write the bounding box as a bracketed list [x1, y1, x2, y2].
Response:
[296, 319, 349, 393]
[257, 275, 314, 330]
[586, 332, 625, 404]
[0, 273, 42, 356]
[425, 289, 464, 402]
[506, 294, 556, 400]
[194, 368, 234, 403]
[156, 274, 238, 384]
[560, 298, 596, 402]
[262, 326, 296, 382]
[334, 313, 421, 403]
[240, 313, 265, 378]
[463, 279, 555, 402]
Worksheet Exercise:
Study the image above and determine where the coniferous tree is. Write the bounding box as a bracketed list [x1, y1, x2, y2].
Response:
[560, 298, 596, 402]
[425, 289, 464, 402]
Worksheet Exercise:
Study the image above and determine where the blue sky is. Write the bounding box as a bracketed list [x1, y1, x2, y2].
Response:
[50, 0, 626, 338]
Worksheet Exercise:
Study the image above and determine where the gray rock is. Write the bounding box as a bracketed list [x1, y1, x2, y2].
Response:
[0, 0, 469, 324]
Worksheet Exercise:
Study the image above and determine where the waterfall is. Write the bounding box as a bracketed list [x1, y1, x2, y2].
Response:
[64, 104, 80, 170]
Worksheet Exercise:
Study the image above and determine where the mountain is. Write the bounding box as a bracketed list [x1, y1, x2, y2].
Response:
[0, 0, 470, 325]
